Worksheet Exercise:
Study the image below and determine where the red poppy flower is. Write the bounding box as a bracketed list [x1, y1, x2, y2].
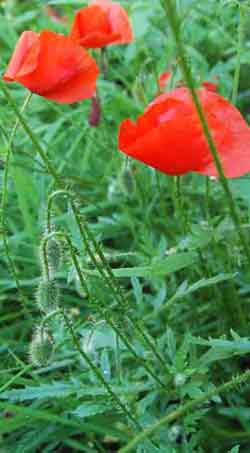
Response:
[3, 30, 99, 104]
[70, 0, 133, 48]
[118, 87, 250, 178]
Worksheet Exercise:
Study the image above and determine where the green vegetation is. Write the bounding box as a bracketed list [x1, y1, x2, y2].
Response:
[1, 0, 250, 451]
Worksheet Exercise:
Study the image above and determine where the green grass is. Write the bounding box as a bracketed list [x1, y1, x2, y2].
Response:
[1, 0, 250, 451]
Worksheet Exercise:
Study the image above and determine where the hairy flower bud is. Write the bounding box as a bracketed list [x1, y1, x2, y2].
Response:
[46, 237, 62, 273]
[36, 279, 60, 313]
[29, 327, 54, 367]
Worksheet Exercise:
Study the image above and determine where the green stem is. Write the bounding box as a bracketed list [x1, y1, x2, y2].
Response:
[71, 201, 168, 370]
[163, 0, 250, 266]
[0, 82, 61, 187]
[0, 82, 168, 374]
[61, 308, 140, 430]
[41, 236, 51, 280]
[119, 369, 250, 452]
[205, 176, 210, 221]
[40, 228, 141, 430]
[40, 309, 61, 331]
[232, 4, 244, 105]
[0, 92, 32, 310]
[44, 218, 167, 389]
[0, 363, 33, 393]
[47, 190, 72, 233]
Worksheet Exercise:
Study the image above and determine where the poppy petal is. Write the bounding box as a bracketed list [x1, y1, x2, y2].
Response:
[44, 53, 99, 103]
[70, 5, 115, 48]
[3, 31, 38, 81]
[118, 87, 250, 178]
[108, 2, 134, 44]
[4, 30, 99, 104]
[70, 0, 133, 48]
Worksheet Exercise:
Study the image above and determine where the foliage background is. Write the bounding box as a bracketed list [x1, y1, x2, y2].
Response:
[1, 0, 250, 452]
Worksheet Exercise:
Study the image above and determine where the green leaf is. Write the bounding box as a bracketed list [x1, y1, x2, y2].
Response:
[0, 382, 74, 402]
[84, 252, 197, 278]
[72, 402, 111, 419]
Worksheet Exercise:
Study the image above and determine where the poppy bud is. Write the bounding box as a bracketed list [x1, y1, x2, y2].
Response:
[46, 237, 62, 273]
[29, 326, 54, 367]
[88, 95, 101, 127]
[36, 279, 60, 313]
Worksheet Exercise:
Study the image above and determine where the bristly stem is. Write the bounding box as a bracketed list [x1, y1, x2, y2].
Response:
[232, 4, 244, 105]
[40, 229, 142, 429]
[0, 81, 169, 374]
[61, 308, 141, 430]
[162, 0, 250, 267]
[47, 194, 168, 388]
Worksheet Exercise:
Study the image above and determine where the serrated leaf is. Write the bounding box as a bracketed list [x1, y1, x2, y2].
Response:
[0, 383, 74, 402]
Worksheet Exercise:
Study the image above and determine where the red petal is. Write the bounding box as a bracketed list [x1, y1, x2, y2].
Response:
[44, 50, 99, 103]
[78, 31, 120, 48]
[70, 0, 133, 48]
[70, 5, 117, 48]
[118, 87, 250, 178]
[108, 2, 133, 44]
[5, 30, 99, 104]
[3, 31, 38, 81]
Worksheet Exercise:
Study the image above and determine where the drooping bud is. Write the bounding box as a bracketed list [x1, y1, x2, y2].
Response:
[29, 326, 54, 367]
[88, 95, 101, 127]
[36, 279, 60, 313]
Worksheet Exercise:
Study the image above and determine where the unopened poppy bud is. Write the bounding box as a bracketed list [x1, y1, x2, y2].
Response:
[29, 327, 54, 367]
[174, 372, 187, 387]
[88, 95, 101, 127]
[46, 237, 62, 273]
[36, 279, 60, 313]
[168, 424, 183, 444]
